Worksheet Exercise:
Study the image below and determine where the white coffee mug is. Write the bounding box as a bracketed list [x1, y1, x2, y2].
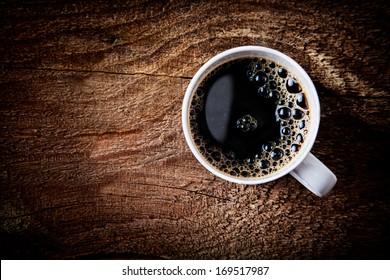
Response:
[182, 46, 337, 197]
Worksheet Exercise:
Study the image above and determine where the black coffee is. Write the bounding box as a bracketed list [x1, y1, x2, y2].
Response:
[189, 57, 310, 178]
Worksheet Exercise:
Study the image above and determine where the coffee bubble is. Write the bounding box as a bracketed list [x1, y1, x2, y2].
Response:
[286, 78, 302, 93]
[271, 148, 284, 160]
[299, 120, 305, 129]
[297, 93, 307, 109]
[291, 144, 300, 152]
[278, 107, 291, 119]
[211, 151, 221, 161]
[292, 108, 305, 119]
[281, 127, 291, 135]
[258, 87, 269, 97]
[259, 159, 271, 169]
[262, 142, 275, 152]
[253, 71, 268, 86]
[277, 68, 288, 78]
[268, 91, 280, 101]
[269, 80, 277, 90]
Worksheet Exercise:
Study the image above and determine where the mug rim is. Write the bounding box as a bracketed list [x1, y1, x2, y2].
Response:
[182, 46, 320, 184]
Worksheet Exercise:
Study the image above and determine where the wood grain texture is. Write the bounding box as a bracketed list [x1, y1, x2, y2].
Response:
[0, 0, 389, 259]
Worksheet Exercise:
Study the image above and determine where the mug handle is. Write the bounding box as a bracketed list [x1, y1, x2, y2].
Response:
[290, 153, 337, 197]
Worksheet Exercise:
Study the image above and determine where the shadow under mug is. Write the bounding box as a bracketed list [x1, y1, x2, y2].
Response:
[182, 46, 337, 197]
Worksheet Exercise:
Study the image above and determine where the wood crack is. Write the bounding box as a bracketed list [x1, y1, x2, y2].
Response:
[0, 202, 95, 220]
[8, 65, 192, 80]
[110, 181, 232, 202]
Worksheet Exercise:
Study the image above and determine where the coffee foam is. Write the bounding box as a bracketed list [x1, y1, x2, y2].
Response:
[189, 57, 310, 178]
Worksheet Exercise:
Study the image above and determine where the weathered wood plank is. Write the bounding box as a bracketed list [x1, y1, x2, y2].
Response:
[1, 1, 388, 95]
[0, 0, 389, 259]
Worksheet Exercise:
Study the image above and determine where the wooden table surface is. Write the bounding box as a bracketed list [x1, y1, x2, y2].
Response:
[1, 0, 389, 259]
